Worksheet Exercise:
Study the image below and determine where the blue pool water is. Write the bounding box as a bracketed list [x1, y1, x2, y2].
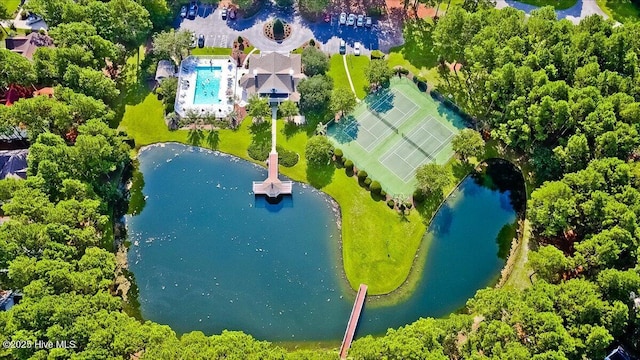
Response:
[193, 66, 222, 105]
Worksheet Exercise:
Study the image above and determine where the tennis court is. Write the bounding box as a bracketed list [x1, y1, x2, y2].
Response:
[327, 77, 465, 195]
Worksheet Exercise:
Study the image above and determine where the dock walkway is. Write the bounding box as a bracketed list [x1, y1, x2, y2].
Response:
[339, 284, 368, 359]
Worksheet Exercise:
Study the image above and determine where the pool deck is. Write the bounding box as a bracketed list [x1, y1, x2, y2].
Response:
[175, 56, 240, 118]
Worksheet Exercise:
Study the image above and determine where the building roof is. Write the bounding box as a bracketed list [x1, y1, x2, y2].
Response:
[155, 60, 176, 82]
[0, 127, 28, 142]
[240, 52, 305, 100]
[4, 32, 54, 60]
[0, 149, 28, 180]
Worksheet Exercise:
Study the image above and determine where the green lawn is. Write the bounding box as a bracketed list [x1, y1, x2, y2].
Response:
[191, 47, 233, 56]
[327, 54, 369, 100]
[516, 0, 577, 9]
[118, 78, 428, 295]
[502, 220, 534, 290]
[1, 0, 21, 17]
[596, 0, 640, 23]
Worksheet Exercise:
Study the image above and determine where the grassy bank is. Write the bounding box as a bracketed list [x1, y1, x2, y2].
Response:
[596, 0, 640, 23]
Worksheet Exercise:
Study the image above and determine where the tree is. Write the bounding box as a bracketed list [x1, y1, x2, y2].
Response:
[415, 163, 451, 196]
[153, 29, 194, 66]
[157, 77, 178, 113]
[365, 59, 393, 88]
[0, 49, 37, 89]
[301, 46, 329, 76]
[330, 89, 356, 118]
[93, 0, 152, 50]
[138, 0, 171, 30]
[232, 0, 255, 10]
[278, 100, 298, 122]
[315, 122, 327, 136]
[62, 65, 120, 104]
[298, 0, 330, 14]
[297, 75, 333, 114]
[528, 181, 576, 237]
[247, 95, 271, 123]
[528, 245, 571, 283]
[48, 22, 120, 70]
[451, 129, 484, 162]
[305, 136, 333, 166]
[272, 19, 285, 40]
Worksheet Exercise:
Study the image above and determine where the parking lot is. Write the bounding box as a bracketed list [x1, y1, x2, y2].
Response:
[176, 2, 403, 54]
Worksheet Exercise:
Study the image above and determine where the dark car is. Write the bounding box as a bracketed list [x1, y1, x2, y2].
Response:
[188, 2, 197, 19]
[339, 40, 346, 55]
[180, 5, 187, 18]
[198, 34, 205, 48]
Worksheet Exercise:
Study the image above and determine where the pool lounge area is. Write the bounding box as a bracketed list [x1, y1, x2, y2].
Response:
[175, 56, 240, 119]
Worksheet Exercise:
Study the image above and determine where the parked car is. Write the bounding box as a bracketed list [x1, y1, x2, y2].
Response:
[198, 34, 205, 48]
[354, 42, 361, 56]
[356, 14, 364, 27]
[339, 40, 346, 55]
[221, 7, 228, 20]
[365, 16, 372, 27]
[180, 6, 188, 18]
[25, 14, 42, 25]
[190, 33, 197, 48]
[188, 2, 197, 19]
[347, 13, 356, 26]
[339, 12, 347, 25]
[323, 13, 331, 23]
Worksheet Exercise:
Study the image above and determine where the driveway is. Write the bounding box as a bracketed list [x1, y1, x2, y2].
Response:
[495, 0, 609, 24]
[177, 2, 404, 55]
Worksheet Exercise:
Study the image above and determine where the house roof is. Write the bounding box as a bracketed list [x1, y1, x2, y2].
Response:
[0, 149, 28, 180]
[240, 52, 305, 98]
[155, 60, 176, 82]
[0, 127, 28, 142]
[4, 33, 54, 60]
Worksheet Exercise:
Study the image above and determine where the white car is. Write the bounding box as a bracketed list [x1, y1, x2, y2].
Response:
[354, 42, 361, 56]
[347, 13, 356, 26]
[339, 12, 347, 25]
[25, 14, 42, 25]
[221, 7, 228, 20]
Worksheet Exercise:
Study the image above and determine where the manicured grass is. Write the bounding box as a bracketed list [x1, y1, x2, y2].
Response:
[596, 0, 640, 23]
[191, 47, 233, 55]
[516, 0, 577, 9]
[327, 54, 369, 99]
[118, 78, 427, 295]
[502, 220, 534, 290]
[2, 0, 21, 16]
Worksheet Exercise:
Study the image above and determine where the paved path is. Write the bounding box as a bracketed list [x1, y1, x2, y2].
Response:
[495, 0, 609, 24]
[342, 54, 359, 101]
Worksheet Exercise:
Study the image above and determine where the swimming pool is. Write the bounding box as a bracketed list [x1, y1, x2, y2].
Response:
[193, 66, 222, 105]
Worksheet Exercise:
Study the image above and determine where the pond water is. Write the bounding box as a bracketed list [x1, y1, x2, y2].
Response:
[126, 143, 524, 341]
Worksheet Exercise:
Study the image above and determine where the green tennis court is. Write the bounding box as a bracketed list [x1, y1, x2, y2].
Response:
[328, 77, 466, 195]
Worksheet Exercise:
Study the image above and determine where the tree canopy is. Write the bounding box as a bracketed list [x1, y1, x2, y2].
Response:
[301, 46, 329, 76]
[305, 136, 334, 166]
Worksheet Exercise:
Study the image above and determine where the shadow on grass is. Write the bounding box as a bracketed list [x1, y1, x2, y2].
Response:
[389, 19, 438, 70]
[452, 161, 475, 180]
[415, 191, 445, 226]
[307, 163, 335, 189]
[205, 130, 220, 149]
[187, 126, 204, 146]
[249, 121, 271, 142]
[283, 121, 304, 139]
[370, 191, 385, 202]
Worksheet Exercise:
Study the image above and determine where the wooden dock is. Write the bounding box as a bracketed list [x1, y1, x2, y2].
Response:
[252, 110, 292, 198]
[339, 284, 368, 359]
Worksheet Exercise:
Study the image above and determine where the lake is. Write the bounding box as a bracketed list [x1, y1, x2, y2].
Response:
[126, 143, 524, 341]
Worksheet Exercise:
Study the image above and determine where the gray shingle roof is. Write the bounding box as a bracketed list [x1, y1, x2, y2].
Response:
[0, 149, 28, 180]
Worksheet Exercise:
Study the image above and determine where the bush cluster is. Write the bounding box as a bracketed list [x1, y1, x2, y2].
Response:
[277, 146, 299, 167]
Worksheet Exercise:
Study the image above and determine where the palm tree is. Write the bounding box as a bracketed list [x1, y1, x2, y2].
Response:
[315, 121, 327, 136]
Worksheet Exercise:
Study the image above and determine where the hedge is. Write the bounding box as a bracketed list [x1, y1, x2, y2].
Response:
[277, 145, 299, 167]
[387, 199, 395, 208]
[364, 178, 372, 186]
[357, 170, 368, 179]
[344, 159, 354, 170]
[413, 188, 426, 203]
[334, 148, 343, 159]
[370, 180, 382, 194]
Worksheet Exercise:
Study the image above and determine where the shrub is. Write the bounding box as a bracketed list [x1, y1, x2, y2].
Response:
[413, 188, 426, 203]
[405, 202, 413, 210]
[380, 190, 387, 197]
[344, 159, 354, 170]
[273, 19, 285, 40]
[248, 141, 270, 161]
[364, 178, 372, 187]
[237, 36, 244, 44]
[309, 39, 315, 46]
[387, 199, 395, 208]
[357, 170, 368, 179]
[277, 145, 299, 167]
[370, 50, 385, 60]
[334, 148, 343, 159]
[370, 181, 382, 194]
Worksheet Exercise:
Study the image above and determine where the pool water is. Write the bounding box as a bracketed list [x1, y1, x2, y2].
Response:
[193, 66, 222, 105]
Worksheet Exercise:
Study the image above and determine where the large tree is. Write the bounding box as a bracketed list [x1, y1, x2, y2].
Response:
[330, 89, 356, 118]
[298, 0, 330, 14]
[278, 100, 298, 122]
[297, 75, 333, 114]
[451, 129, 484, 162]
[153, 29, 194, 66]
[305, 135, 333, 166]
[415, 163, 451, 196]
[301, 46, 329, 76]
[365, 59, 393, 88]
[0, 49, 37, 89]
[247, 95, 271, 123]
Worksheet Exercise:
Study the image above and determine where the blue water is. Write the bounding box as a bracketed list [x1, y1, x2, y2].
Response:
[193, 66, 222, 105]
[126, 143, 521, 341]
